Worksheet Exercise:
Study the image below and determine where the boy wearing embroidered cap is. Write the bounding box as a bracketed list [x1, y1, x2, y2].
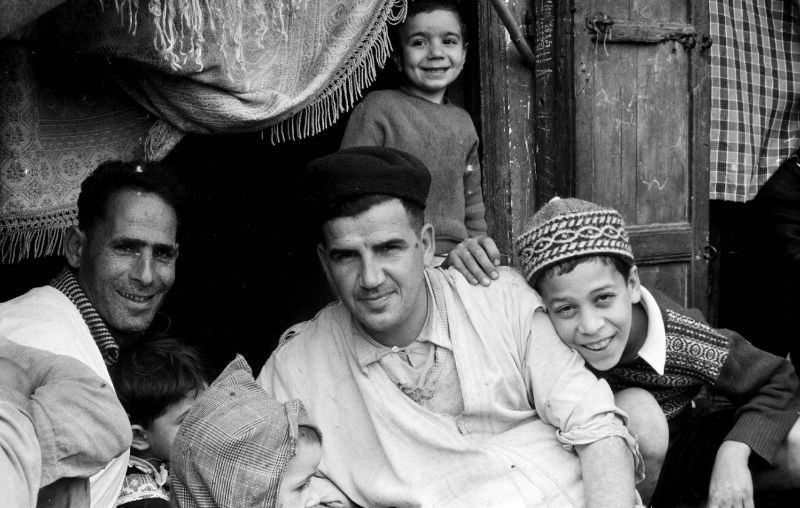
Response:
[515, 197, 800, 507]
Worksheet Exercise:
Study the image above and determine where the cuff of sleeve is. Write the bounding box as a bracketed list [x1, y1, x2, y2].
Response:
[725, 410, 800, 465]
[556, 412, 646, 483]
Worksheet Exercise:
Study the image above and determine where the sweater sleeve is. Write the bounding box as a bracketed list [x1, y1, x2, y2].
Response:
[714, 329, 800, 464]
[463, 139, 487, 237]
[339, 100, 385, 148]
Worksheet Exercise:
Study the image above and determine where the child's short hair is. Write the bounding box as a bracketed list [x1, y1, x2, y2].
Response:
[391, 0, 468, 48]
[514, 197, 635, 287]
[112, 336, 211, 427]
[537, 254, 634, 290]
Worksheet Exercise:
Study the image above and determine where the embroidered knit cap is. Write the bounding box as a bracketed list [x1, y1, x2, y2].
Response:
[170, 355, 318, 508]
[514, 197, 634, 284]
[303, 146, 431, 210]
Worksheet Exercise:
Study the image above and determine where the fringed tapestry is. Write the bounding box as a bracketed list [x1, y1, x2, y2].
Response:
[0, 0, 406, 263]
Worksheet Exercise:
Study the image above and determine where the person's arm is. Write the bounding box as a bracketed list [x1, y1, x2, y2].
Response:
[521, 307, 641, 507]
[700, 329, 800, 507]
[0, 358, 41, 508]
[445, 143, 502, 286]
[576, 436, 636, 508]
[714, 330, 800, 463]
[1, 340, 132, 486]
[463, 144, 488, 239]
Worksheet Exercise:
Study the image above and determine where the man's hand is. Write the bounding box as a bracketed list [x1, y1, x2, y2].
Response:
[707, 440, 754, 508]
[0, 358, 34, 397]
[445, 235, 502, 286]
[310, 475, 356, 507]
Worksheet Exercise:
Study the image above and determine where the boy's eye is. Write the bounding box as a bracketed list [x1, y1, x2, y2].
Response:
[410, 38, 427, 47]
[443, 37, 459, 45]
[554, 305, 576, 318]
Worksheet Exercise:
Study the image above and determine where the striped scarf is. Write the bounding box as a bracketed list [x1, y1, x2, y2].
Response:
[49, 267, 119, 366]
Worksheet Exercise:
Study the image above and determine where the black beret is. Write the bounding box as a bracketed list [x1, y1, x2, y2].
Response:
[303, 146, 431, 209]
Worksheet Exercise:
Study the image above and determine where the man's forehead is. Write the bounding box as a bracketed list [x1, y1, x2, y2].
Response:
[323, 201, 415, 246]
[95, 190, 178, 243]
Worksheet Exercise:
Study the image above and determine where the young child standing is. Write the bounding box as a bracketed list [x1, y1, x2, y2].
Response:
[340, 0, 501, 286]
[514, 197, 800, 507]
[111, 337, 212, 507]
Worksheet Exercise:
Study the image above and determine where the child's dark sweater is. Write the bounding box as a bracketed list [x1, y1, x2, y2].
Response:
[594, 286, 800, 464]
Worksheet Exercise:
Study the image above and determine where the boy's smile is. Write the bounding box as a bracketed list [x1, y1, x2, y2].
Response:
[539, 259, 642, 371]
[394, 9, 466, 104]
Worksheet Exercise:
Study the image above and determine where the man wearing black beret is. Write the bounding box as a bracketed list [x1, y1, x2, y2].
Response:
[258, 146, 642, 507]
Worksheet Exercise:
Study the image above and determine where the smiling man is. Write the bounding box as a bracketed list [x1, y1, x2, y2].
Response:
[259, 146, 644, 507]
[0, 160, 186, 507]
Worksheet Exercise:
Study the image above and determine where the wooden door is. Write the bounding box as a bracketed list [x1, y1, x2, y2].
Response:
[572, 0, 711, 312]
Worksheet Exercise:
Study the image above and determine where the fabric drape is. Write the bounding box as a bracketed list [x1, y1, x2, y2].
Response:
[0, 0, 406, 262]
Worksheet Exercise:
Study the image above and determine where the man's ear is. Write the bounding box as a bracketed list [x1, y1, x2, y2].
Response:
[316, 243, 336, 292]
[64, 226, 86, 269]
[627, 265, 642, 304]
[130, 424, 151, 452]
[421, 223, 435, 267]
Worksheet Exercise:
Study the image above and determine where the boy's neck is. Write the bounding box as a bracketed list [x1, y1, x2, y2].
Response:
[400, 84, 447, 104]
[620, 301, 648, 365]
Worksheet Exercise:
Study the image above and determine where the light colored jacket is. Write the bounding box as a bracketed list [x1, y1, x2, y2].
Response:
[260, 267, 639, 507]
[0, 287, 131, 507]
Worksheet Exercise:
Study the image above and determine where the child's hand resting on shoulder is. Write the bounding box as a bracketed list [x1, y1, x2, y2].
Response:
[445, 235, 502, 286]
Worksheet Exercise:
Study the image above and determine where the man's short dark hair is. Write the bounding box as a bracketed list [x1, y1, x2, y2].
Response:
[391, 0, 468, 48]
[318, 194, 425, 244]
[77, 160, 187, 235]
[112, 336, 211, 427]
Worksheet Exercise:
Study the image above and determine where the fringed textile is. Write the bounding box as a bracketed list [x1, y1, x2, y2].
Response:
[41, 0, 407, 137]
[0, 42, 155, 264]
[1, 0, 404, 262]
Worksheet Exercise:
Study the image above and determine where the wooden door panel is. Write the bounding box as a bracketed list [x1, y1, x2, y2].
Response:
[574, 0, 709, 311]
[636, 44, 690, 225]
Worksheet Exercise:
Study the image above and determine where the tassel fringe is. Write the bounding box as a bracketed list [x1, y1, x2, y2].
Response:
[0, 209, 78, 263]
[268, 0, 407, 143]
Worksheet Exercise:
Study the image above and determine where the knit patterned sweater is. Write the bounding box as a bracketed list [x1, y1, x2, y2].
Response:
[340, 88, 487, 255]
[596, 287, 800, 464]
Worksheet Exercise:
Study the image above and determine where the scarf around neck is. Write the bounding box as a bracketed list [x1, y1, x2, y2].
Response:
[50, 267, 119, 366]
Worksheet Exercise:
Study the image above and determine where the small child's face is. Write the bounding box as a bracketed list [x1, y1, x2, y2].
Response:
[394, 9, 466, 103]
[145, 391, 203, 461]
[538, 259, 641, 371]
[277, 439, 322, 508]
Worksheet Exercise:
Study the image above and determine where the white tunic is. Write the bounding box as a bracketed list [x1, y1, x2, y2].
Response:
[260, 267, 639, 507]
